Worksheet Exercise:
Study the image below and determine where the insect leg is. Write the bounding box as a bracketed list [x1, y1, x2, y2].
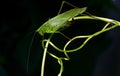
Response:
[57, 1, 78, 15]
[56, 31, 71, 40]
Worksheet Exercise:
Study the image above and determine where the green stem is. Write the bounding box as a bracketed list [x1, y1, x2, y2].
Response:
[64, 24, 118, 52]
[42, 24, 118, 53]
[48, 52, 64, 76]
[41, 40, 49, 76]
[41, 34, 54, 76]
[69, 15, 120, 24]
[40, 15, 120, 76]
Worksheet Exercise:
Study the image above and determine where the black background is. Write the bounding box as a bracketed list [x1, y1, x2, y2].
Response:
[0, 0, 120, 76]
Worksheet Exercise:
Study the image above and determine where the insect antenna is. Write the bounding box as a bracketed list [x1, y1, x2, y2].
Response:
[26, 31, 37, 74]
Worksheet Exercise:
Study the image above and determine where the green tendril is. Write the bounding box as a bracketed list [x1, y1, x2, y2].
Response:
[40, 15, 120, 76]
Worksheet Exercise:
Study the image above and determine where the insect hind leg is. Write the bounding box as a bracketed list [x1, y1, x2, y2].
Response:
[57, 1, 78, 15]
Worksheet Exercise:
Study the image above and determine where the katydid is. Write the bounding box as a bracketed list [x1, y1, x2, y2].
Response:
[36, 6, 87, 76]
[27, 1, 87, 76]
[36, 7, 87, 36]
[26, 1, 120, 76]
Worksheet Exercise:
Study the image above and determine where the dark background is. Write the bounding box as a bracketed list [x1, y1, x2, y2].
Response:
[0, 0, 120, 76]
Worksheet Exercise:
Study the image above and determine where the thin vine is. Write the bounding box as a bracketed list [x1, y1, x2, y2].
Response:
[41, 15, 120, 76]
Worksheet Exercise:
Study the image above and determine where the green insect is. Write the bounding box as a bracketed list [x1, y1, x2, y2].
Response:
[27, 1, 87, 76]
[36, 7, 87, 36]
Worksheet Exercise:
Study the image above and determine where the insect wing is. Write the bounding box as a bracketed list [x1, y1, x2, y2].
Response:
[37, 7, 87, 35]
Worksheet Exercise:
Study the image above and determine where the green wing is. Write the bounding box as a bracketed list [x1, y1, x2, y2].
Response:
[37, 7, 87, 36]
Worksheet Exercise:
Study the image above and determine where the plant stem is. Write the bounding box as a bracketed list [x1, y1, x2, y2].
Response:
[41, 34, 54, 76]
[40, 15, 120, 76]
[41, 40, 49, 76]
[69, 16, 120, 24]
